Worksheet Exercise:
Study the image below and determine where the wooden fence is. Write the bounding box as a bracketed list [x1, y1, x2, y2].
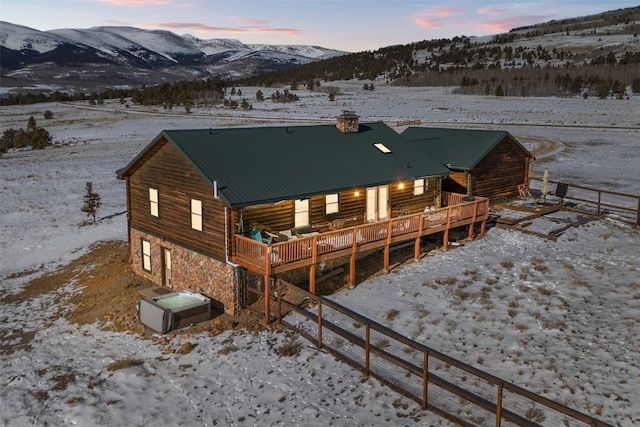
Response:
[529, 177, 639, 226]
[274, 280, 611, 427]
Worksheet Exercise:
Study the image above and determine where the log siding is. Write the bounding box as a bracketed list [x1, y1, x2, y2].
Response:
[127, 139, 227, 261]
[442, 136, 531, 204]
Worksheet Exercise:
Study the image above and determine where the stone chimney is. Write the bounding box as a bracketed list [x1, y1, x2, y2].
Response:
[336, 110, 359, 133]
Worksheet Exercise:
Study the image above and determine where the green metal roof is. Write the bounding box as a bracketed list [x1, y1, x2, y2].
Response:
[118, 122, 451, 208]
[401, 127, 531, 171]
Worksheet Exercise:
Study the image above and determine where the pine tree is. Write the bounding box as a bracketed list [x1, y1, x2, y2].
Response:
[81, 182, 102, 223]
[27, 116, 37, 130]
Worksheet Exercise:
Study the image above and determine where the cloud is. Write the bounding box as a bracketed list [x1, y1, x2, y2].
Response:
[143, 22, 301, 36]
[411, 6, 461, 29]
[476, 4, 551, 32]
[101, 0, 171, 5]
[478, 6, 502, 16]
[479, 15, 550, 33]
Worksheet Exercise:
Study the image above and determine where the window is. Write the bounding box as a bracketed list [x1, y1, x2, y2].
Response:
[294, 199, 310, 228]
[413, 179, 425, 196]
[366, 186, 388, 222]
[373, 142, 391, 153]
[149, 188, 159, 217]
[142, 239, 151, 271]
[191, 199, 202, 231]
[325, 193, 339, 214]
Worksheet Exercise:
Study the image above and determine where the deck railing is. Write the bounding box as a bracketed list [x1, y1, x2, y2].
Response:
[234, 194, 489, 272]
[529, 177, 639, 225]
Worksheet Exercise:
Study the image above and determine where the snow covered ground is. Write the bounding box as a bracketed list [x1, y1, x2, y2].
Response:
[1, 83, 639, 426]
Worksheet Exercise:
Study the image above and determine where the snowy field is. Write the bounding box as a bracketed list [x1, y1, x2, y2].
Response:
[1, 82, 639, 426]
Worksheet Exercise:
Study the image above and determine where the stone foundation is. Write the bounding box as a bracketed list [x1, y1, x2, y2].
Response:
[130, 229, 238, 315]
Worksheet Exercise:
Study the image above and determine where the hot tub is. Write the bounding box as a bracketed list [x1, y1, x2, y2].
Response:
[138, 290, 212, 333]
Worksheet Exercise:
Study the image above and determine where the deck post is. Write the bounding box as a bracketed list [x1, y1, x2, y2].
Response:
[469, 201, 478, 239]
[349, 229, 357, 287]
[443, 207, 452, 249]
[263, 245, 271, 324]
[415, 214, 424, 260]
[480, 200, 488, 235]
[310, 236, 317, 294]
[263, 273, 270, 324]
[383, 220, 392, 272]
[276, 279, 282, 323]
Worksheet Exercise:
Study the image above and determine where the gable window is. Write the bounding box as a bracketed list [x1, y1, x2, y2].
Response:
[191, 199, 203, 231]
[325, 193, 339, 215]
[413, 179, 425, 196]
[294, 199, 310, 228]
[149, 188, 159, 217]
[141, 239, 151, 271]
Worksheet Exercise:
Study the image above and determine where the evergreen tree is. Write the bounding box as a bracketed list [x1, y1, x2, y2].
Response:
[27, 116, 37, 130]
[81, 182, 102, 223]
[30, 128, 51, 149]
[256, 90, 264, 101]
[306, 79, 315, 90]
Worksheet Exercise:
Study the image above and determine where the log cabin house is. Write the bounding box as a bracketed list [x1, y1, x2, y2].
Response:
[117, 113, 490, 322]
[401, 127, 533, 204]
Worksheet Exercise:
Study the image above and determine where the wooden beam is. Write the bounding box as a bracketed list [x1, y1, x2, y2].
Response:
[316, 267, 344, 284]
[469, 201, 478, 239]
[309, 235, 318, 293]
[414, 215, 424, 261]
[383, 220, 392, 272]
[349, 229, 357, 287]
[263, 273, 270, 324]
[263, 245, 271, 324]
[443, 208, 452, 249]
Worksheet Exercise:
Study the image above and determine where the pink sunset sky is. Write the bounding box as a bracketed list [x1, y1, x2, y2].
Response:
[2, 0, 637, 51]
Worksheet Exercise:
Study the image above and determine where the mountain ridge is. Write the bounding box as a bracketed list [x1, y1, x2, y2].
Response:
[0, 21, 346, 93]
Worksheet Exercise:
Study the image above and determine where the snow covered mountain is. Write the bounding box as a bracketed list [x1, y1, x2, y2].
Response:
[0, 21, 346, 93]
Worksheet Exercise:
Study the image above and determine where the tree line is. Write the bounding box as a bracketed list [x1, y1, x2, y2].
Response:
[1, 115, 52, 155]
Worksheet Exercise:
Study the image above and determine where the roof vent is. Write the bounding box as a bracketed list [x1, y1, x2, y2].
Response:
[336, 110, 359, 133]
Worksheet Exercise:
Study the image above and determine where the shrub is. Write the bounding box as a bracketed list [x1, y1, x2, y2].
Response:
[386, 308, 400, 321]
[278, 335, 301, 357]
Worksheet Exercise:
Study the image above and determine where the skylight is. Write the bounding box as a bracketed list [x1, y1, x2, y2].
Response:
[373, 142, 391, 153]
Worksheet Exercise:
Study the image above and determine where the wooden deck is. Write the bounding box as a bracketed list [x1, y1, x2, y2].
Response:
[232, 196, 490, 294]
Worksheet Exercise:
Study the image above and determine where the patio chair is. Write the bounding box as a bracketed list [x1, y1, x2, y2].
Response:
[329, 218, 346, 230]
[251, 228, 271, 244]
